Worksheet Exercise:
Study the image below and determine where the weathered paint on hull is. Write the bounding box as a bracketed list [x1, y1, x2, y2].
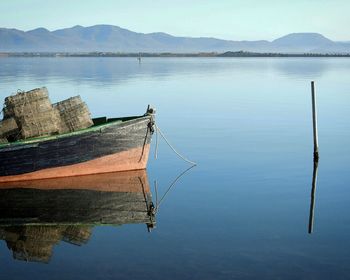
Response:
[0, 144, 150, 183]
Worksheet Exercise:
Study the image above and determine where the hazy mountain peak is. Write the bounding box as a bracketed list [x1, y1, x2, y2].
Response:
[148, 32, 174, 38]
[85, 24, 124, 31]
[0, 25, 349, 53]
[28, 27, 50, 32]
[27, 27, 51, 34]
[273, 33, 334, 45]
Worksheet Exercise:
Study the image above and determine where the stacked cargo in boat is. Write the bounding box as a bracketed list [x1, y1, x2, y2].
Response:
[53, 96, 93, 134]
[0, 87, 93, 142]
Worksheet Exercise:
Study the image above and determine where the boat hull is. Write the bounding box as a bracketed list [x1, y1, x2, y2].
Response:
[0, 115, 153, 182]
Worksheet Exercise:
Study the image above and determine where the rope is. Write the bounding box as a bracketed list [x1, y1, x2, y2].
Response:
[154, 165, 196, 213]
[154, 123, 197, 166]
[154, 180, 159, 207]
[154, 122, 159, 159]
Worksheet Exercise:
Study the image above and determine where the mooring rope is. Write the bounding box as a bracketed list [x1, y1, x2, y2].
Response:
[154, 123, 197, 166]
[154, 179, 159, 207]
[154, 122, 159, 159]
[153, 164, 196, 213]
[151, 122, 197, 214]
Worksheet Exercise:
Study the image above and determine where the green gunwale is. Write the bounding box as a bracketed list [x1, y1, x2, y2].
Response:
[0, 115, 144, 149]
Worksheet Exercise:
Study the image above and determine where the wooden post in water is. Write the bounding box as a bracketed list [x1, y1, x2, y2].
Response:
[311, 81, 319, 161]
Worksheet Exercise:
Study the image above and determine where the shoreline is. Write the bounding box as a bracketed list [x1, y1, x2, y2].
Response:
[1, 51, 350, 58]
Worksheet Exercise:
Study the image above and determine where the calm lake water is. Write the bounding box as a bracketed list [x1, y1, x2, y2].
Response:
[0, 57, 350, 279]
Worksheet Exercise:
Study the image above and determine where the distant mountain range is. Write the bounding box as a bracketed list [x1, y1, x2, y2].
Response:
[1, 25, 349, 53]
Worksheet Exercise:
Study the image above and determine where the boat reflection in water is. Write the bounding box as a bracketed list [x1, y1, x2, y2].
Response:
[0, 170, 155, 263]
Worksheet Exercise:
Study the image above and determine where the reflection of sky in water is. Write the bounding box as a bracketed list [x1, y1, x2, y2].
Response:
[0, 57, 350, 279]
[1, 57, 348, 84]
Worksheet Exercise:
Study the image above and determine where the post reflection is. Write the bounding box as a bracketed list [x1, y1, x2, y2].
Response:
[0, 170, 155, 263]
[308, 160, 319, 234]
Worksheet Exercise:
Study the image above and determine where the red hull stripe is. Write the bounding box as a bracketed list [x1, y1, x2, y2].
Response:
[0, 144, 150, 183]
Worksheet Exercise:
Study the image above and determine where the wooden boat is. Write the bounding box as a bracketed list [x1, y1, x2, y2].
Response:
[0, 107, 155, 182]
[0, 170, 155, 263]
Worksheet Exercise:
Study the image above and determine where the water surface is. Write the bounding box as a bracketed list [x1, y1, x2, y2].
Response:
[0, 57, 350, 279]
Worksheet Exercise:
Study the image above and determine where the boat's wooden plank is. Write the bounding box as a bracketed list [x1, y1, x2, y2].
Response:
[0, 117, 152, 176]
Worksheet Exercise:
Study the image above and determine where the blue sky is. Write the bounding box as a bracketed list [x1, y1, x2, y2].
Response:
[0, 0, 348, 41]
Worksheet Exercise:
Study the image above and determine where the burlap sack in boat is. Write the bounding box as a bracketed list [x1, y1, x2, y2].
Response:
[19, 110, 61, 139]
[5, 87, 49, 108]
[0, 117, 18, 138]
[4, 87, 62, 139]
[9, 99, 52, 117]
[55, 108, 70, 134]
[54, 98, 93, 133]
[4, 88, 52, 119]
[60, 103, 93, 133]
[4, 98, 52, 119]
[54, 96, 83, 112]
